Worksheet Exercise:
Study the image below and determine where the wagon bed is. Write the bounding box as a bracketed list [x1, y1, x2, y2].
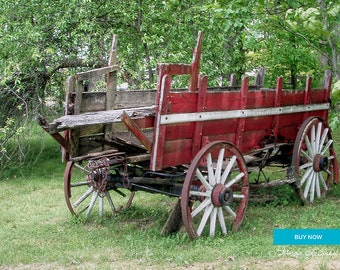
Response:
[39, 32, 338, 239]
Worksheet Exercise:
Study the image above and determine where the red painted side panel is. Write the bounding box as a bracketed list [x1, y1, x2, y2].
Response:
[240, 131, 271, 152]
[161, 139, 193, 168]
[204, 92, 241, 111]
[243, 116, 274, 132]
[150, 64, 331, 170]
[167, 92, 197, 113]
[281, 91, 305, 105]
[164, 123, 195, 140]
[202, 119, 239, 136]
[310, 89, 329, 103]
[246, 90, 276, 109]
[133, 116, 155, 129]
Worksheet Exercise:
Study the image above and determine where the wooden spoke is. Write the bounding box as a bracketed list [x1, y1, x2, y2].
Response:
[290, 117, 338, 204]
[64, 160, 135, 219]
[181, 141, 249, 239]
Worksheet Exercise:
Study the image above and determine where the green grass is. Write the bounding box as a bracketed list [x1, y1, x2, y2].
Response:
[0, 129, 340, 269]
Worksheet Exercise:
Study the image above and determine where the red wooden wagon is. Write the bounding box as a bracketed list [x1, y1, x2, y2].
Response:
[39, 31, 338, 239]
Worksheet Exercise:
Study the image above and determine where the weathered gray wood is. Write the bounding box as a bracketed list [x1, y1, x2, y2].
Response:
[81, 92, 106, 112]
[324, 70, 332, 90]
[48, 106, 156, 133]
[113, 90, 157, 109]
[76, 134, 109, 156]
[106, 72, 117, 110]
[70, 128, 80, 157]
[108, 129, 154, 147]
[77, 124, 104, 137]
[75, 65, 119, 81]
[126, 153, 151, 163]
[105, 45, 118, 150]
[70, 149, 120, 162]
[121, 111, 152, 151]
[249, 178, 296, 190]
[79, 90, 157, 112]
[161, 199, 183, 235]
[254, 67, 266, 87]
[65, 76, 76, 115]
[229, 74, 237, 87]
[74, 79, 84, 115]
[108, 35, 118, 66]
[106, 35, 118, 111]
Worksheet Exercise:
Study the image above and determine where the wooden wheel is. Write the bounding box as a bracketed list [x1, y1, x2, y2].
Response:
[64, 158, 135, 219]
[181, 141, 249, 239]
[290, 117, 338, 204]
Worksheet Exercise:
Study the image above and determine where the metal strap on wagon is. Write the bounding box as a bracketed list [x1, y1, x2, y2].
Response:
[159, 103, 330, 125]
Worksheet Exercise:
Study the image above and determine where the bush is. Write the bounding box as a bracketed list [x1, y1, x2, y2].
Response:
[0, 121, 51, 179]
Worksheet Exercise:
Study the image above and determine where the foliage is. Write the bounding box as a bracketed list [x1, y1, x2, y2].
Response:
[247, 0, 338, 88]
[0, 123, 48, 179]
[0, 0, 339, 172]
[330, 80, 340, 130]
[1, 0, 338, 104]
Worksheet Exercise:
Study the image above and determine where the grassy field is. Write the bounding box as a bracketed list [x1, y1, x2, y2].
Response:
[0, 127, 339, 269]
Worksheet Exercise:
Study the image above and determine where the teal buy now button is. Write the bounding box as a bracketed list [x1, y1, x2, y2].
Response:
[273, 229, 340, 245]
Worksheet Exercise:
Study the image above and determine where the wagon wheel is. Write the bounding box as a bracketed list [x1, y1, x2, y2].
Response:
[64, 158, 135, 219]
[290, 117, 338, 205]
[181, 141, 249, 239]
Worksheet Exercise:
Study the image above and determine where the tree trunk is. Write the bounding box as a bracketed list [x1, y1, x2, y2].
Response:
[318, 0, 339, 80]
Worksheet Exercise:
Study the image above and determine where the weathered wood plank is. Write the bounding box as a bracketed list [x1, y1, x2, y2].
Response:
[78, 87, 264, 113]
[121, 111, 152, 151]
[70, 149, 120, 162]
[81, 92, 106, 112]
[249, 178, 295, 190]
[74, 79, 83, 114]
[48, 106, 156, 133]
[76, 65, 119, 81]
[65, 76, 76, 115]
[114, 90, 157, 109]
[189, 30, 202, 92]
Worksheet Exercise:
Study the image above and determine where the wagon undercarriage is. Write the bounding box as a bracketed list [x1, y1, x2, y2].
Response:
[39, 32, 338, 239]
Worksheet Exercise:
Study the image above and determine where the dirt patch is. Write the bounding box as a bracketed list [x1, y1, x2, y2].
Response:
[240, 258, 340, 270]
[2, 257, 340, 270]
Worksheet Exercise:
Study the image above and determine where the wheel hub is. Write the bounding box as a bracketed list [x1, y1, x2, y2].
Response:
[86, 158, 110, 193]
[313, 154, 328, 172]
[211, 184, 233, 207]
